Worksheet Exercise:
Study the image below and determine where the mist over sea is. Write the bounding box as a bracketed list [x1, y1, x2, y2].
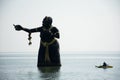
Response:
[0, 51, 120, 80]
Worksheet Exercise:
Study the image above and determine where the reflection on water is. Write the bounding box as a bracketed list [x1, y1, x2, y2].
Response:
[38, 66, 60, 80]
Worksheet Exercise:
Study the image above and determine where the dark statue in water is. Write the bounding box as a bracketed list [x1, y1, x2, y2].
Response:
[14, 16, 61, 67]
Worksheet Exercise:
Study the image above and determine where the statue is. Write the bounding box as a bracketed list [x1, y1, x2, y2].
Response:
[14, 16, 61, 67]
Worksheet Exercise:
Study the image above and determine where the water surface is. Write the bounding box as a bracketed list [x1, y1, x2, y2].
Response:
[0, 51, 120, 80]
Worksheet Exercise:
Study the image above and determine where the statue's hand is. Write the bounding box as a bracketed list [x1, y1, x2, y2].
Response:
[13, 24, 23, 31]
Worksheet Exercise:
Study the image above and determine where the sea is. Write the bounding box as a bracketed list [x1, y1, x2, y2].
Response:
[0, 51, 120, 80]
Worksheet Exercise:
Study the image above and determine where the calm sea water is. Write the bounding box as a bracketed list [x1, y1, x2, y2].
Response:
[0, 51, 120, 80]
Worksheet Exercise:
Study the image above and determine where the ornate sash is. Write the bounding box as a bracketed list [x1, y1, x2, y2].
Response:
[41, 39, 56, 62]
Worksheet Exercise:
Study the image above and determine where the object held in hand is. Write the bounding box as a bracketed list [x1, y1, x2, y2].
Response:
[28, 33, 32, 45]
[29, 41, 32, 45]
[13, 24, 23, 31]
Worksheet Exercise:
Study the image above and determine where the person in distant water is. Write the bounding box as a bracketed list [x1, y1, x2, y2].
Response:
[14, 16, 61, 67]
[103, 62, 107, 66]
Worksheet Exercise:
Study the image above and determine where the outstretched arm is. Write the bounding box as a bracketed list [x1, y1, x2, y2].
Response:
[13, 24, 42, 45]
[13, 24, 41, 33]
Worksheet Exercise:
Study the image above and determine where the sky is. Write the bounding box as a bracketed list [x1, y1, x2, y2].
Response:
[0, 0, 120, 52]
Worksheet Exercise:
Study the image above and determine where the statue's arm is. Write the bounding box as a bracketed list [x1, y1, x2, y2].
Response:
[54, 32, 60, 38]
[13, 24, 41, 33]
[52, 27, 60, 39]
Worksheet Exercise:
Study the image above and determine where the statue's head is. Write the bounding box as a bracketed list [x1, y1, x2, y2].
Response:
[42, 16, 52, 29]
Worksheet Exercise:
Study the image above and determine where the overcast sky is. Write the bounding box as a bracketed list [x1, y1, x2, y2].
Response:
[0, 0, 120, 52]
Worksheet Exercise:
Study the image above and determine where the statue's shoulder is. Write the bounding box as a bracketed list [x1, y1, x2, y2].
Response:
[51, 26, 59, 32]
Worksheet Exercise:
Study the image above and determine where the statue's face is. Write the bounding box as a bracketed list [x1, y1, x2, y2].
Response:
[42, 16, 52, 29]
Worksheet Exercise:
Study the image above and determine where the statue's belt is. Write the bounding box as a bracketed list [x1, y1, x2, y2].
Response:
[41, 39, 56, 47]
